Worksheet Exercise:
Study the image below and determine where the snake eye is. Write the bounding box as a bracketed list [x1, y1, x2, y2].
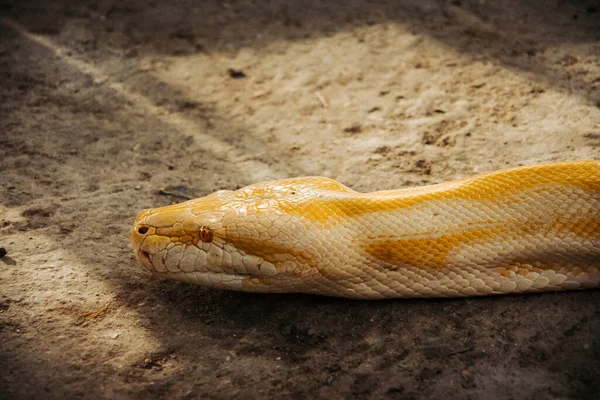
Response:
[199, 226, 213, 243]
[138, 226, 149, 234]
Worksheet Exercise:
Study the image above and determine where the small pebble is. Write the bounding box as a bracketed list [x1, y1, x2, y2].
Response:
[343, 123, 362, 134]
[228, 68, 246, 78]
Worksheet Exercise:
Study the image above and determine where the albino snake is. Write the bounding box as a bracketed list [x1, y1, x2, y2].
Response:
[131, 161, 600, 299]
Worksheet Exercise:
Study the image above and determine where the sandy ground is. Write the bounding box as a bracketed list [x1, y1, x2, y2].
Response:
[1, 0, 600, 398]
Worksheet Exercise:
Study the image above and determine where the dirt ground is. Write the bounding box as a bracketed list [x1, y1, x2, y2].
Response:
[1, 0, 599, 398]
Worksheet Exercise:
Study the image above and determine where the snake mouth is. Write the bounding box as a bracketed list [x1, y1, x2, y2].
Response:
[136, 249, 154, 271]
[154, 270, 249, 291]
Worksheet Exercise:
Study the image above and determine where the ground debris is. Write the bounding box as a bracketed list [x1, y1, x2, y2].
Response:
[228, 68, 246, 78]
[343, 123, 362, 134]
[158, 185, 194, 200]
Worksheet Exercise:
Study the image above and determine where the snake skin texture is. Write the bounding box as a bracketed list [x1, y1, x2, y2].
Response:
[130, 161, 600, 299]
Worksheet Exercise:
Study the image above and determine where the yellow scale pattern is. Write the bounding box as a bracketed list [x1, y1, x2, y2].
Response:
[131, 161, 600, 299]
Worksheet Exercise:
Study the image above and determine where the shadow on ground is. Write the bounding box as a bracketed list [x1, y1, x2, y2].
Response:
[3, 0, 600, 107]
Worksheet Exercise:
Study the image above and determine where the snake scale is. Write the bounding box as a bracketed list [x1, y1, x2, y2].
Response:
[131, 161, 600, 299]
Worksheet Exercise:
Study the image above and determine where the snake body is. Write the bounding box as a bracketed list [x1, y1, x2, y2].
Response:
[131, 161, 600, 299]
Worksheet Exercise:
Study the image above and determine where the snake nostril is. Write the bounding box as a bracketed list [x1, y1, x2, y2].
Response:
[138, 226, 149, 235]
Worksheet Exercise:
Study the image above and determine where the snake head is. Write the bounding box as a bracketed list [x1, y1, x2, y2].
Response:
[130, 184, 320, 293]
[130, 177, 358, 294]
[130, 189, 237, 280]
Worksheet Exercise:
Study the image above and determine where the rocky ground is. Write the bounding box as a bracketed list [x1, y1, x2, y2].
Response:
[1, 0, 599, 398]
